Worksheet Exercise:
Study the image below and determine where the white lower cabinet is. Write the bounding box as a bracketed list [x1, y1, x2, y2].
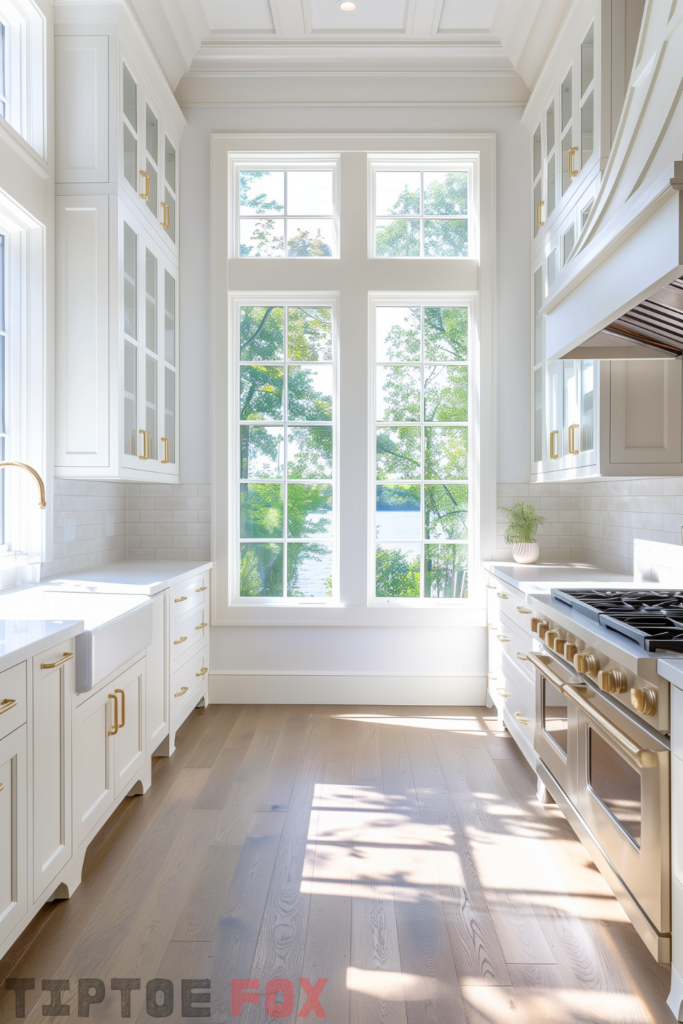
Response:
[112, 661, 145, 799]
[31, 645, 73, 903]
[73, 684, 117, 849]
[0, 724, 28, 951]
[146, 591, 168, 753]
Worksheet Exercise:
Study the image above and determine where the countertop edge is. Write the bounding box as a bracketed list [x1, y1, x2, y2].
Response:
[46, 560, 214, 595]
[657, 658, 683, 690]
[0, 620, 84, 675]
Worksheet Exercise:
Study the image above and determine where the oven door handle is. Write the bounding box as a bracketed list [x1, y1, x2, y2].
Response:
[527, 652, 569, 692]
[563, 683, 661, 769]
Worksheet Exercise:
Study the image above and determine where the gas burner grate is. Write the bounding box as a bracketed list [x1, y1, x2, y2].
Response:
[600, 612, 683, 652]
[551, 588, 683, 622]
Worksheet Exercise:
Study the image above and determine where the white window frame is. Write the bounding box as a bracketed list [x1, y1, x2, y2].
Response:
[229, 154, 341, 260]
[228, 291, 340, 606]
[368, 154, 478, 261]
[368, 292, 476, 606]
[0, 0, 46, 159]
[211, 134, 495, 629]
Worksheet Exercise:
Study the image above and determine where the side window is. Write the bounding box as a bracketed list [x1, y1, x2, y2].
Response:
[373, 303, 469, 599]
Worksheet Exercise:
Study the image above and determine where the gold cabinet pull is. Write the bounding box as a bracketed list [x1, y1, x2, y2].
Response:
[550, 429, 559, 460]
[175, 686, 189, 698]
[114, 687, 125, 728]
[174, 636, 187, 645]
[161, 201, 170, 230]
[497, 635, 511, 643]
[496, 591, 508, 599]
[568, 423, 580, 455]
[485, 583, 496, 589]
[161, 437, 169, 464]
[514, 711, 530, 725]
[196, 667, 208, 677]
[0, 698, 18, 715]
[497, 688, 510, 698]
[516, 607, 531, 614]
[486, 671, 497, 680]
[516, 652, 530, 661]
[40, 652, 74, 670]
[108, 693, 119, 736]
[563, 683, 660, 768]
[196, 586, 207, 592]
[536, 200, 544, 227]
[0, 782, 3, 792]
[175, 595, 187, 603]
[139, 429, 150, 460]
[568, 146, 579, 178]
[195, 622, 208, 630]
[139, 169, 150, 200]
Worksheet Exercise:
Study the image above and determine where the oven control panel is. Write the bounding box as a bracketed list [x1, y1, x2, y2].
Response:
[530, 614, 669, 734]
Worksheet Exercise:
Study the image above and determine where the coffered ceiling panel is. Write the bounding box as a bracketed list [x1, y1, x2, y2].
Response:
[438, 0, 500, 33]
[202, 0, 275, 32]
[309, 0, 409, 33]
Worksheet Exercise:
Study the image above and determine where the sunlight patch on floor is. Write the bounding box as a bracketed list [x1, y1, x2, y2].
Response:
[334, 713, 487, 733]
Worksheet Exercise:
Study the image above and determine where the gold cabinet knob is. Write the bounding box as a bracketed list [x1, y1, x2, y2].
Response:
[574, 652, 599, 676]
[564, 643, 577, 663]
[597, 669, 627, 694]
[545, 630, 559, 648]
[554, 637, 566, 655]
[631, 686, 658, 716]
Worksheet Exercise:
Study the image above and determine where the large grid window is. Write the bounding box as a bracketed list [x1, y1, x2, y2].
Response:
[239, 170, 336, 258]
[373, 304, 469, 599]
[373, 169, 469, 258]
[238, 303, 336, 600]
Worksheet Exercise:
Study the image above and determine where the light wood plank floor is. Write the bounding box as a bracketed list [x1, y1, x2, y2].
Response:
[0, 704, 674, 1023]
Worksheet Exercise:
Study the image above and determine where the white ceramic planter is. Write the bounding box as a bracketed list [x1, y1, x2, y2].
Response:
[512, 542, 540, 564]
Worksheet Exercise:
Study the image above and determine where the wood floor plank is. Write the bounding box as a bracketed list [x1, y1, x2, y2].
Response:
[256, 706, 312, 812]
[184, 704, 245, 769]
[170, 844, 243, 942]
[133, 940, 214, 1024]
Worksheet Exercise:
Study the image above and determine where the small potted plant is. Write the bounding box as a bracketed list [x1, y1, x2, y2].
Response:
[499, 501, 545, 564]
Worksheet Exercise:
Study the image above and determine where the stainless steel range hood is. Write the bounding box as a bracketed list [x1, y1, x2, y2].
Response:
[578, 275, 683, 358]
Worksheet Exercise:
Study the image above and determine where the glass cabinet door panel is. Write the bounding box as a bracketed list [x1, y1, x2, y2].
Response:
[145, 355, 158, 460]
[534, 367, 543, 463]
[533, 268, 544, 365]
[165, 136, 175, 190]
[561, 69, 572, 130]
[533, 124, 542, 180]
[562, 129, 573, 195]
[564, 360, 580, 457]
[123, 64, 137, 128]
[546, 360, 562, 463]
[122, 65, 137, 190]
[580, 360, 595, 453]
[123, 224, 137, 339]
[124, 126, 136, 190]
[581, 26, 594, 95]
[164, 188, 175, 243]
[546, 102, 555, 152]
[547, 153, 556, 215]
[164, 367, 175, 464]
[533, 180, 542, 237]
[146, 104, 158, 214]
[581, 93, 594, 166]
[145, 250, 157, 353]
[164, 271, 175, 365]
[124, 340, 137, 456]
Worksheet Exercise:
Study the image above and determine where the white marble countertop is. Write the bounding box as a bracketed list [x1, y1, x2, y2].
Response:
[0, 617, 83, 674]
[657, 659, 683, 691]
[46, 560, 213, 596]
[484, 561, 633, 595]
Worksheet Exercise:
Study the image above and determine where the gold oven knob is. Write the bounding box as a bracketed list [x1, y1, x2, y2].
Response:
[574, 652, 599, 676]
[554, 637, 566, 655]
[564, 642, 577, 663]
[545, 630, 559, 648]
[597, 669, 628, 694]
[537, 621, 549, 640]
[530, 617, 540, 633]
[631, 687, 658, 716]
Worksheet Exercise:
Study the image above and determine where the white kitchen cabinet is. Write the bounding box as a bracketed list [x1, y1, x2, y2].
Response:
[146, 592, 168, 754]
[0, 724, 28, 952]
[31, 645, 73, 904]
[111, 660, 145, 798]
[55, 194, 179, 480]
[73, 684, 116, 849]
[54, 9, 184, 482]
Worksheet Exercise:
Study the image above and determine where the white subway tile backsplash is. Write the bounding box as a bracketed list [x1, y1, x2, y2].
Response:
[40, 481, 212, 579]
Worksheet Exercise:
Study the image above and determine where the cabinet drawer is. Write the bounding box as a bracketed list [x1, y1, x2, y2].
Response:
[170, 645, 208, 715]
[0, 662, 27, 742]
[498, 611, 536, 686]
[170, 602, 208, 661]
[486, 576, 534, 637]
[170, 572, 209, 622]
[503, 656, 536, 733]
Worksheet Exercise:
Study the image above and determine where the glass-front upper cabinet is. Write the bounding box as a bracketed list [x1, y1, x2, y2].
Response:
[120, 207, 179, 478]
[120, 58, 180, 256]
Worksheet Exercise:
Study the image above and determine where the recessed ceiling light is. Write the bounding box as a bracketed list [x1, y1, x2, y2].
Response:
[339, 1, 357, 9]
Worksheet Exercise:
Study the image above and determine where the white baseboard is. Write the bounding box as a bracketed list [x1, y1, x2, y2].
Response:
[208, 673, 487, 705]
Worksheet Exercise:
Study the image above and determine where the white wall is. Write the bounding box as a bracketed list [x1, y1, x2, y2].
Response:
[178, 101, 531, 701]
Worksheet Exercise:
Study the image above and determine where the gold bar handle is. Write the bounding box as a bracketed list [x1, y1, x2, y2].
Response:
[175, 686, 189, 698]
[486, 671, 497, 680]
[497, 688, 510, 698]
[568, 423, 580, 455]
[563, 683, 661, 769]
[536, 200, 544, 227]
[516, 607, 532, 614]
[485, 583, 497, 589]
[0, 782, 3, 792]
[550, 429, 559, 460]
[174, 636, 187, 645]
[139, 170, 150, 201]
[496, 591, 508, 599]
[139, 429, 150, 460]
[114, 687, 125, 729]
[174, 595, 187, 603]
[108, 693, 119, 736]
[526, 652, 569, 694]
[516, 652, 530, 661]
[40, 652, 74, 670]
[195, 622, 208, 630]
[514, 711, 530, 725]
[0, 698, 18, 715]
[161, 437, 169, 464]
[568, 146, 579, 178]
[196, 586, 207, 593]
[196, 667, 208, 677]
[497, 635, 511, 643]
[161, 201, 170, 230]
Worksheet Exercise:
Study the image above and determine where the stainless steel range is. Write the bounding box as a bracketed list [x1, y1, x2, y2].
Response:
[527, 586, 676, 964]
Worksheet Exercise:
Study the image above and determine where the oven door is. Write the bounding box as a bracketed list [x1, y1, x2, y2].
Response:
[530, 653, 579, 804]
[568, 682, 671, 935]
